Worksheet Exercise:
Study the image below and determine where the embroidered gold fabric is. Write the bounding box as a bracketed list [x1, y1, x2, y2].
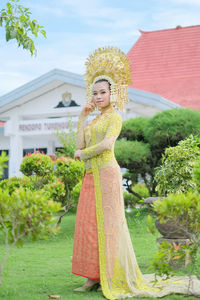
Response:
[78, 107, 121, 171]
[76, 108, 200, 299]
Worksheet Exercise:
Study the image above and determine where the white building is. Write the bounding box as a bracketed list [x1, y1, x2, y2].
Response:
[0, 69, 179, 178]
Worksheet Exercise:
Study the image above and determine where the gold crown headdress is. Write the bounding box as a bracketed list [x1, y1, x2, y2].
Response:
[84, 46, 132, 112]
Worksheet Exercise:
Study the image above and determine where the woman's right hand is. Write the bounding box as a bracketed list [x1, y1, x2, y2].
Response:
[80, 102, 95, 117]
[74, 149, 82, 161]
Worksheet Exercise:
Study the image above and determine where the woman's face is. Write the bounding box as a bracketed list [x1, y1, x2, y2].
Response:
[92, 81, 110, 110]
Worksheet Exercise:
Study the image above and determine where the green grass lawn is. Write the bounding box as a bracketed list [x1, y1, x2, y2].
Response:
[0, 209, 199, 300]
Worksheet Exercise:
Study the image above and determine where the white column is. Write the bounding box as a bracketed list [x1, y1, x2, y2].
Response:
[47, 140, 55, 155]
[6, 111, 23, 178]
[9, 134, 23, 177]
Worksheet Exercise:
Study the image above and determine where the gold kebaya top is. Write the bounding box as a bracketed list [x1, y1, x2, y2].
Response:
[77, 107, 122, 173]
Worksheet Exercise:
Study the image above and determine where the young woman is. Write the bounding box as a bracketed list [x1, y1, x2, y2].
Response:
[72, 47, 200, 299]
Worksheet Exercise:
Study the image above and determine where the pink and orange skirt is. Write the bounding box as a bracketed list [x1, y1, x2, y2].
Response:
[72, 173, 100, 279]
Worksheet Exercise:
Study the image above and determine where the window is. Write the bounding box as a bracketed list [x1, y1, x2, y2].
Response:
[23, 148, 47, 157]
[23, 148, 34, 157]
[35, 148, 47, 154]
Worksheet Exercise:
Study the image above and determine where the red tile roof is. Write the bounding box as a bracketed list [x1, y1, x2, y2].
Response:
[127, 25, 200, 109]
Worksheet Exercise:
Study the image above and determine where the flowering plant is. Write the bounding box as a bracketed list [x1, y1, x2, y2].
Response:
[43, 176, 66, 205]
[19, 153, 84, 222]
[20, 151, 54, 177]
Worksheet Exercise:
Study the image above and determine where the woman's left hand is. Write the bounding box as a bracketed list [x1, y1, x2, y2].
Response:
[74, 149, 82, 161]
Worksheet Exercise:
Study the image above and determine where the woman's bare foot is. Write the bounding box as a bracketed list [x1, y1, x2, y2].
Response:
[84, 278, 99, 287]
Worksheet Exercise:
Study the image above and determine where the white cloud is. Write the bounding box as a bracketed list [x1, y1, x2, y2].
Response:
[169, 0, 200, 5]
[56, 0, 102, 15]
[55, 0, 146, 30]
[0, 71, 31, 96]
[151, 9, 200, 29]
[26, 2, 67, 17]
[0, 71, 22, 77]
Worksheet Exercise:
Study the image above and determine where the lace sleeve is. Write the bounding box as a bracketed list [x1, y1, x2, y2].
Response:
[79, 113, 122, 160]
[76, 115, 87, 150]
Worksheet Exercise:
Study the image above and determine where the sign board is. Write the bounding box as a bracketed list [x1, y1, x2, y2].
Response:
[4, 117, 78, 136]
[18, 118, 79, 136]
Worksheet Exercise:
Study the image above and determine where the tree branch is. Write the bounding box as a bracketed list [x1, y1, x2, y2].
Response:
[57, 184, 72, 225]
[124, 178, 143, 199]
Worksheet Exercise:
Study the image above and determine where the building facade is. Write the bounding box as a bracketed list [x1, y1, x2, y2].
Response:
[0, 69, 179, 178]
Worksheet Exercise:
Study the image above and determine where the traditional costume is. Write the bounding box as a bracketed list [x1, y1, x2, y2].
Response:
[72, 47, 200, 299]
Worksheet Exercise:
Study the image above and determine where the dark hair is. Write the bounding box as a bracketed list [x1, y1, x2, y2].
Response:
[94, 79, 111, 90]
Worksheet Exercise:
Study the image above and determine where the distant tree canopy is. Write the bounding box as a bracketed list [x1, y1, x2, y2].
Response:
[0, 0, 46, 55]
[115, 108, 200, 197]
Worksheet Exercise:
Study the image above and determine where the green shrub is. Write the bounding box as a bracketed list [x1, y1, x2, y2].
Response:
[115, 139, 150, 169]
[18, 154, 84, 221]
[119, 117, 149, 142]
[155, 136, 200, 195]
[144, 108, 200, 152]
[20, 152, 54, 177]
[0, 188, 61, 284]
[124, 184, 149, 208]
[71, 181, 82, 206]
[153, 192, 200, 233]
[148, 191, 200, 280]
[194, 160, 200, 193]
[0, 173, 65, 204]
[0, 176, 34, 194]
[117, 108, 200, 198]
[27, 174, 47, 189]
[0, 152, 8, 178]
[133, 184, 149, 199]
[55, 156, 84, 191]
[0, 175, 66, 205]
[124, 191, 137, 207]
[43, 176, 66, 204]
[54, 157, 84, 221]
[148, 240, 178, 280]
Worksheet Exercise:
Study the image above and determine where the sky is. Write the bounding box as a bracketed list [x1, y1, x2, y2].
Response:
[0, 0, 200, 96]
